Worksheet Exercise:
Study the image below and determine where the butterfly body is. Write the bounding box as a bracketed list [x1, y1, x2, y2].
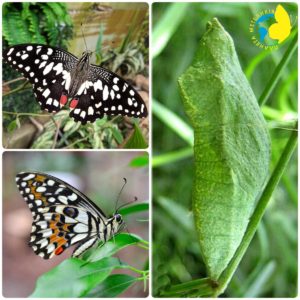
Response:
[15, 172, 124, 259]
[4, 44, 147, 124]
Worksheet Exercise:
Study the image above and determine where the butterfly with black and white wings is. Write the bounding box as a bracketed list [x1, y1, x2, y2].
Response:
[15, 172, 125, 259]
[3, 44, 148, 125]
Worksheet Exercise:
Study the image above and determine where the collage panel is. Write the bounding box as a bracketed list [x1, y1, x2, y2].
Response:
[3, 2, 149, 149]
[0, 0, 299, 299]
[3, 151, 149, 297]
[152, 2, 297, 298]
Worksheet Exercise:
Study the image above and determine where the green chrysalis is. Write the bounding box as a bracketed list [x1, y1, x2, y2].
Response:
[178, 19, 271, 280]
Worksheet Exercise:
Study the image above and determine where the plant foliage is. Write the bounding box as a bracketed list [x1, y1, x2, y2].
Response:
[152, 3, 297, 297]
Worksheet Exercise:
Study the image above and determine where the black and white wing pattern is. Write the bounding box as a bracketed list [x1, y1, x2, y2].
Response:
[69, 64, 148, 123]
[15, 172, 109, 259]
[3, 44, 148, 124]
[3, 44, 78, 113]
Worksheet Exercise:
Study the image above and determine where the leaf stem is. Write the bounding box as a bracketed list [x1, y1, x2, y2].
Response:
[3, 77, 25, 86]
[213, 121, 298, 297]
[3, 111, 51, 117]
[161, 278, 212, 296]
[259, 31, 298, 106]
[3, 81, 30, 96]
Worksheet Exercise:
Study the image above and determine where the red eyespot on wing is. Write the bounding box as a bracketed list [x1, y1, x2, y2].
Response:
[70, 99, 79, 109]
[55, 246, 64, 256]
[60, 94, 68, 106]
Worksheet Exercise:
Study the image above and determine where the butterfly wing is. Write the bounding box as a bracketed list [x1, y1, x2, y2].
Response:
[3, 44, 78, 113]
[69, 64, 148, 124]
[15, 172, 106, 259]
[269, 5, 291, 43]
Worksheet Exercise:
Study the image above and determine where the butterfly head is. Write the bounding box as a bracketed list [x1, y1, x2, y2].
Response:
[82, 50, 93, 57]
[111, 213, 125, 234]
[114, 213, 123, 224]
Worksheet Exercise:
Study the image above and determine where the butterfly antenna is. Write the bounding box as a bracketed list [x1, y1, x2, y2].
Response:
[117, 196, 138, 212]
[80, 22, 88, 52]
[114, 178, 127, 212]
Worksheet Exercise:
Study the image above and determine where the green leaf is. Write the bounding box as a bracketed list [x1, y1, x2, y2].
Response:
[87, 274, 137, 297]
[178, 18, 271, 280]
[153, 99, 193, 146]
[7, 119, 17, 133]
[152, 3, 190, 58]
[129, 154, 149, 167]
[119, 202, 149, 216]
[84, 233, 147, 262]
[30, 257, 121, 297]
[111, 127, 124, 144]
[124, 122, 148, 149]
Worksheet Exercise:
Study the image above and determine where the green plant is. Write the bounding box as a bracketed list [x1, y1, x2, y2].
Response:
[3, 2, 72, 46]
[153, 3, 297, 297]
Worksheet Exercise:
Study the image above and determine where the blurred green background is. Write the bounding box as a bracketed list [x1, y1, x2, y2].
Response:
[152, 3, 297, 297]
[3, 151, 149, 297]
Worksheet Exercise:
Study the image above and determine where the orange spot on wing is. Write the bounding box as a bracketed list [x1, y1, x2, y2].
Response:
[35, 175, 47, 182]
[62, 224, 70, 232]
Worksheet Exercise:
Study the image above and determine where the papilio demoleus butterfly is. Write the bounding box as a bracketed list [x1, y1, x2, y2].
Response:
[3, 44, 148, 125]
[15, 171, 129, 259]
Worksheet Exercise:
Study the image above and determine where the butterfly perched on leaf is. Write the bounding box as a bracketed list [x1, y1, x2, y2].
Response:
[3, 44, 148, 125]
[15, 172, 127, 259]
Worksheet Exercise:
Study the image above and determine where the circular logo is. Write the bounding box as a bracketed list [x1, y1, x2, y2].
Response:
[249, 5, 292, 50]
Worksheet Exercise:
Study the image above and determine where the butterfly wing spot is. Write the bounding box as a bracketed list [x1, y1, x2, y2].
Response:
[62, 70, 71, 91]
[93, 79, 103, 92]
[63, 207, 78, 218]
[80, 111, 86, 119]
[55, 246, 64, 256]
[39, 61, 47, 69]
[43, 62, 55, 75]
[112, 84, 119, 91]
[70, 99, 79, 109]
[36, 46, 42, 54]
[103, 85, 109, 100]
[21, 54, 29, 60]
[47, 48, 54, 55]
[42, 89, 51, 98]
[60, 94, 68, 106]
[53, 63, 63, 75]
[7, 47, 14, 56]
